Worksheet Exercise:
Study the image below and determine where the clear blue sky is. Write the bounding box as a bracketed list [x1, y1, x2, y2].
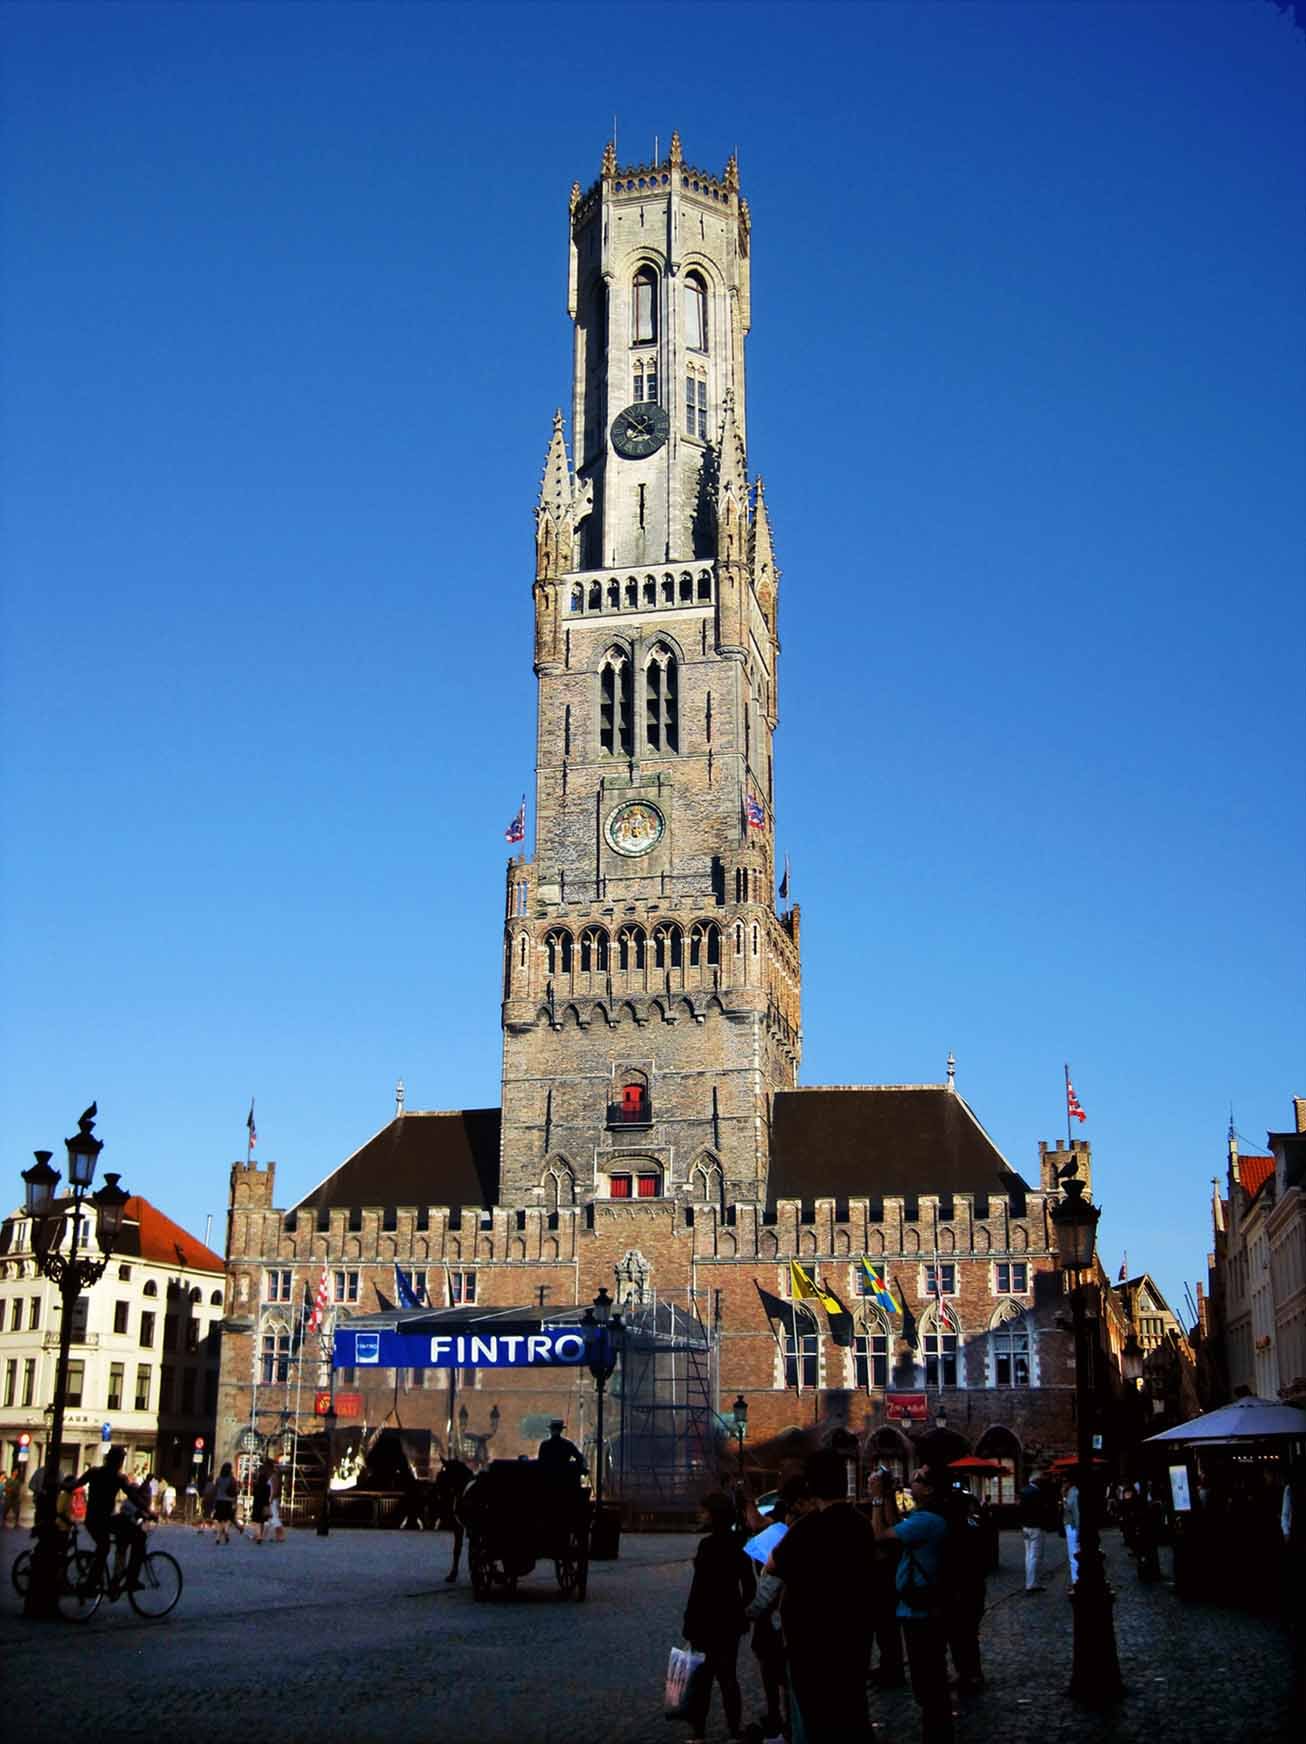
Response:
[2, 2, 1302, 1324]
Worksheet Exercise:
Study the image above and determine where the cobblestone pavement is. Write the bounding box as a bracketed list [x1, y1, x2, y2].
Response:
[0, 1525, 1295, 1743]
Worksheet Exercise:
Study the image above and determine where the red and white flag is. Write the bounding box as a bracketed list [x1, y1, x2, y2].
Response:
[1066, 1077, 1088, 1124]
[306, 1266, 331, 1333]
[505, 796, 526, 844]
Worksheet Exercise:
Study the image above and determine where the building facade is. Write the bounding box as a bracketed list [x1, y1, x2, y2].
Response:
[0, 1196, 224, 1487]
[218, 137, 1097, 1500]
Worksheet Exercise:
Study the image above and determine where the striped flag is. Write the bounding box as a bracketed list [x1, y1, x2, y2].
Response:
[745, 794, 766, 831]
[306, 1265, 331, 1333]
[246, 1100, 257, 1157]
[505, 796, 526, 843]
[1067, 1076, 1087, 1124]
[859, 1257, 900, 1315]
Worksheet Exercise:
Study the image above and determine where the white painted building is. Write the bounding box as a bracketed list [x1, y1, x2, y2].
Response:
[0, 1194, 224, 1488]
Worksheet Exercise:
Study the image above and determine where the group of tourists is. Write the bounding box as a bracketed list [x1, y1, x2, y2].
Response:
[680, 1449, 987, 1744]
[193, 1456, 285, 1542]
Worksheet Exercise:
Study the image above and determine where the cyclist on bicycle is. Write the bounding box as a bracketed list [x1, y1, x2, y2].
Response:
[66, 1444, 155, 1589]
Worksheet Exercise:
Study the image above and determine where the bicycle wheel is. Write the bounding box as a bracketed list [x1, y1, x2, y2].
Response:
[11, 1548, 32, 1597]
[127, 1550, 182, 1618]
[56, 1550, 102, 1623]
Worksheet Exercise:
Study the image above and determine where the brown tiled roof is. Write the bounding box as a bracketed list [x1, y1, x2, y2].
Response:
[122, 1197, 225, 1272]
[769, 1086, 1027, 1204]
[1240, 1155, 1274, 1200]
[293, 1109, 501, 1215]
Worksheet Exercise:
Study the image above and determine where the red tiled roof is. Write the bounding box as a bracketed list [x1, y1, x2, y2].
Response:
[1240, 1155, 1275, 1200]
[124, 1196, 224, 1273]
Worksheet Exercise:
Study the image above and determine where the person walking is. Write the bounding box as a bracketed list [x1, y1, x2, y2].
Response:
[212, 1461, 238, 1544]
[1063, 1473, 1081, 1590]
[682, 1490, 756, 1744]
[744, 1474, 814, 1744]
[250, 1459, 274, 1542]
[869, 1462, 955, 1744]
[1018, 1469, 1050, 1593]
[768, 1449, 877, 1743]
[2, 1468, 21, 1528]
[267, 1459, 286, 1542]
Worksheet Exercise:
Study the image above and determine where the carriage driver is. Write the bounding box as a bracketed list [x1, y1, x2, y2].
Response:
[537, 1420, 584, 1482]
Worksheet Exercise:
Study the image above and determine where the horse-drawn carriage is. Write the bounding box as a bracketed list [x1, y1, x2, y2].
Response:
[457, 1458, 591, 1601]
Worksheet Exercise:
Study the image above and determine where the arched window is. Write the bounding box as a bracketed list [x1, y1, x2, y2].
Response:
[607, 581, 620, 609]
[685, 363, 708, 439]
[210, 1289, 223, 1306]
[580, 927, 609, 973]
[653, 924, 683, 969]
[143, 1280, 158, 1298]
[661, 575, 674, 603]
[617, 926, 646, 970]
[645, 644, 678, 752]
[570, 584, 583, 613]
[920, 1303, 960, 1388]
[752, 923, 759, 956]
[734, 922, 744, 955]
[679, 573, 693, 602]
[615, 1075, 650, 1124]
[518, 936, 527, 967]
[706, 923, 721, 965]
[600, 648, 633, 755]
[588, 582, 601, 610]
[643, 577, 656, 605]
[991, 1300, 1031, 1388]
[697, 571, 712, 601]
[632, 267, 658, 344]
[625, 578, 637, 607]
[684, 272, 708, 351]
[855, 1310, 890, 1390]
[545, 929, 572, 975]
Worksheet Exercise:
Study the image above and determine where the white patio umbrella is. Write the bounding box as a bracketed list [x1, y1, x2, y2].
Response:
[1144, 1395, 1306, 1445]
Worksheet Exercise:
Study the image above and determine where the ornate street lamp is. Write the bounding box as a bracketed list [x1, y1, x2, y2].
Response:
[730, 1394, 748, 1476]
[581, 1288, 624, 1509]
[1051, 1172, 1123, 1708]
[19, 1106, 132, 1619]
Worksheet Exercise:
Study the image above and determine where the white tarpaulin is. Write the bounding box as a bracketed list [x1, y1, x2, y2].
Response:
[1143, 1394, 1306, 1445]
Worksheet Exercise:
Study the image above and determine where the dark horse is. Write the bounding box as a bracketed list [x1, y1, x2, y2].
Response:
[432, 1457, 473, 1582]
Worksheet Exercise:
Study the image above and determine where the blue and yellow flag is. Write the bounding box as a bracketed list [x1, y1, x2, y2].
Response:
[859, 1257, 900, 1315]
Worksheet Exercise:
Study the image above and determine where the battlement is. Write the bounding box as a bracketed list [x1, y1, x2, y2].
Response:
[572, 134, 741, 227]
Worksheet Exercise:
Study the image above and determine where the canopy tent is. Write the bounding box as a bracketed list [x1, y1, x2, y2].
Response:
[1143, 1395, 1306, 1446]
[948, 1457, 1011, 1473]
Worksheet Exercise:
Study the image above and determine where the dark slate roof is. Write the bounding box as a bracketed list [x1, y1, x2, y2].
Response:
[768, 1086, 1028, 1204]
[294, 1109, 501, 1215]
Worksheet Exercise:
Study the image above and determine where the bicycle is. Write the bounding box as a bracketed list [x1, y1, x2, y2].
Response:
[10, 1524, 88, 1603]
[57, 1520, 183, 1622]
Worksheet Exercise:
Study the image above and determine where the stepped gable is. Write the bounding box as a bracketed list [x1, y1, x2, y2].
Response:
[769, 1085, 1029, 1203]
[293, 1109, 501, 1215]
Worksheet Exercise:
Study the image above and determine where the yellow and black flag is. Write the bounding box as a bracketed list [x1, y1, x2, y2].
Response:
[789, 1260, 855, 1348]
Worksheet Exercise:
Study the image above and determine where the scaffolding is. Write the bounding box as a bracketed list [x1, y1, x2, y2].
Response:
[613, 1296, 717, 1508]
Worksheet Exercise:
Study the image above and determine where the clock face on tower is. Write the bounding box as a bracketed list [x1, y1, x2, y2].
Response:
[605, 800, 666, 856]
[610, 401, 670, 460]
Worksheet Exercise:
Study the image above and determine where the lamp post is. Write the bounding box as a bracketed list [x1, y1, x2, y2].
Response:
[19, 1106, 130, 1618]
[730, 1394, 748, 1477]
[1050, 1173, 1123, 1707]
[581, 1287, 624, 1508]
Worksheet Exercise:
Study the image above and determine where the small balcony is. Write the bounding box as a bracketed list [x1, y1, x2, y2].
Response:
[607, 1101, 653, 1129]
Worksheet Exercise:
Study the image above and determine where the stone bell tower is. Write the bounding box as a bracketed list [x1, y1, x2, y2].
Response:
[500, 134, 800, 1217]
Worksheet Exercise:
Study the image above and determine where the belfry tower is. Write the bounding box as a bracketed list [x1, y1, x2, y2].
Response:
[500, 134, 800, 1216]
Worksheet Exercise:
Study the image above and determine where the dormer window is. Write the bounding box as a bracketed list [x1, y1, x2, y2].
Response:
[633, 268, 657, 344]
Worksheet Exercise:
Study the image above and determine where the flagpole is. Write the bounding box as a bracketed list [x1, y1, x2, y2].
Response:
[1065, 1063, 1072, 1149]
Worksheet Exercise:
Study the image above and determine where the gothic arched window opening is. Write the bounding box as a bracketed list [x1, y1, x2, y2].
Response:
[653, 924, 683, 969]
[854, 1311, 890, 1390]
[580, 927, 609, 974]
[991, 1300, 1031, 1388]
[645, 644, 679, 752]
[600, 648, 633, 755]
[633, 267, 658, 344]
[545, 929, 572, 976]
[921, 1304, 960, 1388]
[684, 272, 708, 352]
[617, 926, 646, 971]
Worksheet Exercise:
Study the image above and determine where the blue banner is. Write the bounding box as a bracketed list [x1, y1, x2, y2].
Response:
[333, 1325, 590, 1370]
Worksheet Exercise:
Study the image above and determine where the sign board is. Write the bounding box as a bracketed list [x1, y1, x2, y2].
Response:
[1169, 1464, 1192, 1512]
[314, 1391, 363, 1418]
[333, 1325, 591, 1370]
[1091, 1434, 1103, 1451]
[101, 1422, 112, 1443]
[885, 1394, 929, 1423]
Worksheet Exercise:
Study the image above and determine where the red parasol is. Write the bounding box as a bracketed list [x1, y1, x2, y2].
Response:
[948, 1456, 1011, 1472]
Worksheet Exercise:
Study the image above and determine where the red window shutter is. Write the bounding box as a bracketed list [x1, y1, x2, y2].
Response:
[637, 1173, 658, 1199]
[610, 1175, 631, 1199]
[621, 1084, 644, 1117]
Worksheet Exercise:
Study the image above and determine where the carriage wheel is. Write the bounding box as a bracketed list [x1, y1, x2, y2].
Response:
[554, 1545, 578, 1596]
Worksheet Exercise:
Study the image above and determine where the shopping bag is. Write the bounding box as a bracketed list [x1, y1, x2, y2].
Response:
[663, 1643, 706, 1720]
